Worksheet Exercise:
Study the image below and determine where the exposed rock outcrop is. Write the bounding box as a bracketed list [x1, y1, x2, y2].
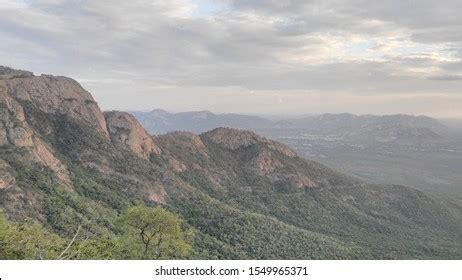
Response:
[105, 111, 161, 159]
[250, 149, 317, 189]
[1, 66, 109, 137]
[171, 132, 208, 152]
[285, 174, 317, 188]
[156, 131, 210, 158]
[0, 160, 15, 190]
[203, 127, 297, 157]
[31, 138, 71, 182]
[0, 66, 33, 80]
[251, 149, 283, 175]
[168, 158, 187, 172]
[1, 67, 71, 183]
[147, 187, 167, 204]
[0, 84, 34, 147]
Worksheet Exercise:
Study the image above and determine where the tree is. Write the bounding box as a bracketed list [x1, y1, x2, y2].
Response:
[117, 205, 193, 259]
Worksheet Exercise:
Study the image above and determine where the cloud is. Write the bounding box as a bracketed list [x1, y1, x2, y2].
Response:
[0, 0, 461, 117]
[428, 75, 462, 81]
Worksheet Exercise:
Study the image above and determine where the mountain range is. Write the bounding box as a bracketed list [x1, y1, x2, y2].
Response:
[131, 109, 273, 134]
[132, 110, 453, 145]
[1, 66, 461, 259]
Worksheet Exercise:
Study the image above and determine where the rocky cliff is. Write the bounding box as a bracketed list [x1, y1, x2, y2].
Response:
[1, 69, 71, 183]
[1, 66, 109, 137]
[204, 127, 297, 157]
[105, 111, 161, 159]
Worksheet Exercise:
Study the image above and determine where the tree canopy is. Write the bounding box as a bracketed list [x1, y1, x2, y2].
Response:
[0, 206, 194, 260]
[117, 205, 193, 259]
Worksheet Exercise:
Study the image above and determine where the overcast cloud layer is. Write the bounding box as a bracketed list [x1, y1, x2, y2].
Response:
[1, 0, 462, 117]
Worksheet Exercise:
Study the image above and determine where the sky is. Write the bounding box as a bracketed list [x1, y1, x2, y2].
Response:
[1, 0, 462, 118]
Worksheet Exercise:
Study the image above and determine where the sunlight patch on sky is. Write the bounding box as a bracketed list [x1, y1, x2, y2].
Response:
[0, 0, 29, 9]
[191, 0, 226, 17]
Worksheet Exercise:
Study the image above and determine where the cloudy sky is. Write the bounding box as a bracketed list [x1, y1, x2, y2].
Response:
[1, 0, 462, 117]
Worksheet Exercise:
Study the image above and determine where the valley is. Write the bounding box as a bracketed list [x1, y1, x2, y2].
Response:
[256, 128, 462, 200]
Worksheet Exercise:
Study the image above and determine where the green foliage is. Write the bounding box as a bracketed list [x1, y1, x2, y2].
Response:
[72, 238, 120, 260]
[117, 205, 193, 260]
[0, 212, 65, 259]
[0, 205, 194, 260]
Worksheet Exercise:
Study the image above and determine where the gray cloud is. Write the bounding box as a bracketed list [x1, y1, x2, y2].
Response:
[428, 75, 462, 81]
[0, 0, 461, 117]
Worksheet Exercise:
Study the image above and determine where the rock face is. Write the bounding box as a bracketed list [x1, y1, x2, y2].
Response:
[0, 160, 15, 190]
[251, 149, 283, 175]
[1, 66, 109, 137]
[0, 67, 78, 183]
[31, 138, 71, 182]
[204, 127, 296, 157]
[0, 66, 33, 80]
[0, 84, 34, 147]
[105, 111, 161, 159]
[156, 131, 210, 158]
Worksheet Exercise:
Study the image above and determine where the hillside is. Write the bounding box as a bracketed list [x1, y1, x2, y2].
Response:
[1, 66, 461, 259]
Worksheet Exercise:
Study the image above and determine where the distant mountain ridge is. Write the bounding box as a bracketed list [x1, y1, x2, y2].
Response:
[284, 113, 450, 144]
[133, 109, 451, 145]
[131, 109, 273, 134]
